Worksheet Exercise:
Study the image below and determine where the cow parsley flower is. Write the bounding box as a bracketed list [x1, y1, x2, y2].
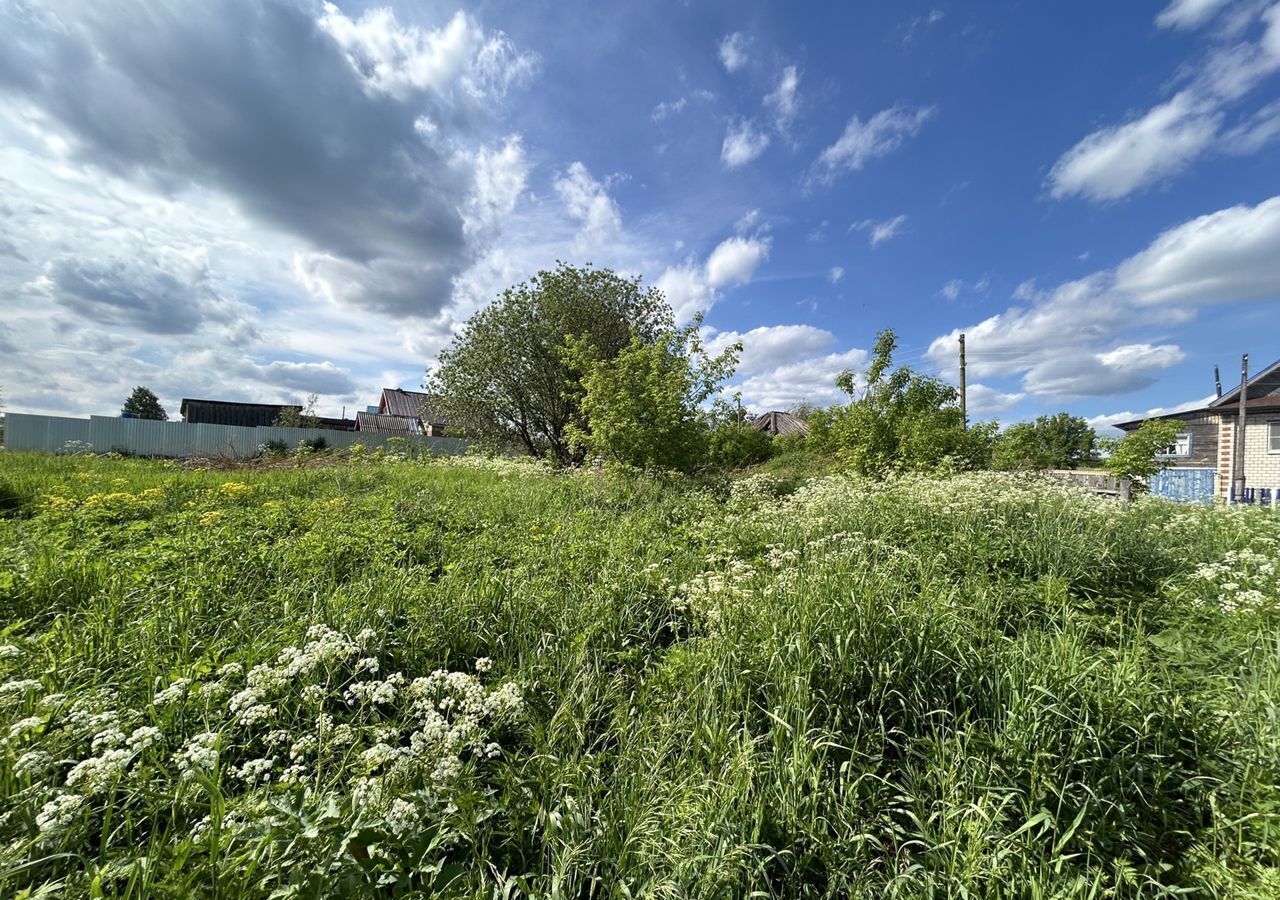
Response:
[9, 715, 45, 738]
[0, 679, 44, 700]
[126, 726, 164, 752]
[153, 678, 192, 708]
[66, 748, 132, 794]
[36, 793, 86, 832]
[0, 645, 20, 660]
[14, 749, 53, 778]
[384, 798, 418, 836]
[174, 732, 219, 777]
[235, 757, 276, 785]
[91, 728, 127, 751]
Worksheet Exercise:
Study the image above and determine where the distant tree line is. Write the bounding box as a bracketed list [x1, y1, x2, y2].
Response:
[426, 262, 1178, 480]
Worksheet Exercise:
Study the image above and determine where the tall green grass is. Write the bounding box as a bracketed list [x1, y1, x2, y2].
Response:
[0, 453, 1276, 897]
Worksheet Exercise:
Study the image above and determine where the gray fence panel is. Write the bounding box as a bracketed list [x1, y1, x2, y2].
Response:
[6, 414, 92, 451]
[1149, 467, 1216, 505]
[4, 413, 468, 458]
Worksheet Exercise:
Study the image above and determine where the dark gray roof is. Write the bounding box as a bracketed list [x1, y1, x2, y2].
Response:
[378, 388, 445, 424]
[1210, 358, 1280, 407]
[180, 398, 299, 427]
[356, 411, 419, 434]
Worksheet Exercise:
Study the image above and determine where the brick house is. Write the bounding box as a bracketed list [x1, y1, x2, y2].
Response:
[1114, 359, 1280, 502]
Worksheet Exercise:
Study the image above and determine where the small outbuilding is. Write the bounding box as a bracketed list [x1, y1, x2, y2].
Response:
[180, 398, 300, 428]
[376, 388, 448, 436]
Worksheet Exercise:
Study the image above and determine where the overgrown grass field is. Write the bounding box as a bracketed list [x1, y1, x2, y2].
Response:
[0, 452, 1277, 897]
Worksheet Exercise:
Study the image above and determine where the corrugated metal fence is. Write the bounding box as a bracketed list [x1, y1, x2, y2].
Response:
[3, 414, 467, 459]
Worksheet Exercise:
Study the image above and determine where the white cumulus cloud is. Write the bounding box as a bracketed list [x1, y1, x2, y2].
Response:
[719, 32, 749, 72]
[814, 105, 935, 181]
[721, 120, 771, 168]
[1049, 3, 1280, 201]
[705, 236, 771, 287]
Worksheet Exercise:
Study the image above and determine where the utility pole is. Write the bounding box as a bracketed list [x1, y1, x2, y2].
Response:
[1234, 354, 1249, 503]
[1214, 366, 1222, 399]
[958, 333, 967, 428]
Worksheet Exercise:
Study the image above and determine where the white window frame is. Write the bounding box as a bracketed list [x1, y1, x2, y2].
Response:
[1156, 432, 1193, 459]
[1269, 420, 1280, 454]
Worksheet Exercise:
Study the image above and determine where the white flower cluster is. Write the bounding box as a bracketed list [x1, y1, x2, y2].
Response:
[1184, 545, 1279, 614]
[3, 623, 522, 849]
[675, 553, 758, 633]
[728, 473, 786, 506]
[36, 793, 86, 832]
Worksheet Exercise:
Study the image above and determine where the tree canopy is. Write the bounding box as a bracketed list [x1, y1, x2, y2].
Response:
[809, 329, 994, 475]
[122, 386, 167, 421]
[565, 319, 739, 472]
[1104, 418, 1182, 487]
[993, 413, 1098, 471]
[427, 263, 672, 465]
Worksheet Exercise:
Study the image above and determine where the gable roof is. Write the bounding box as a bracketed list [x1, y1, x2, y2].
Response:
[378, 388, 445, 423]
[1210, 357, 1280, 407]
[1113, 395, 1280, 431]
[752, 410, 809, 437]
[356, 411, 419, 434]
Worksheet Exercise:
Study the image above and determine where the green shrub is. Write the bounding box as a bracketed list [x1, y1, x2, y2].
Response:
[708, 423, 774, 469]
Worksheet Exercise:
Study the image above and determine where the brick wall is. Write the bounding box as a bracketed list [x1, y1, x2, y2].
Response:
[1216, 415, 1234, 498]
[1243, 414, 1280, 489]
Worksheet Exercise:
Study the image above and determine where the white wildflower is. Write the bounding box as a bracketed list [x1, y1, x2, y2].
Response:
[0, 679, 44, 700]
[217, 663, 244, 679]
[36, 793, 86, 832]
[91, 728, 127, 751]
[431, 754, 463, 784]
[234, 757, 276, 785]
[0, 645, 20, 659]
[385, 798, 418, 835]
[360, 743, 399, 771]
[475, 657, 493, 674]
[153, 678, 192, 708]
[14, 749, 53, 778]
[66, 748, 132, 794]
[9, 715, 45, 738]
[355, 657, 379, 675]
[237, 704, 276, 727]
[126, 726, 164, 752]
[174, 732, 218, 777]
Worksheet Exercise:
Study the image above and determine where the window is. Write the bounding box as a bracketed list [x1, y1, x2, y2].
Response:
[1270, 421, 1280, 454]
[1156, 432, 1193, 458]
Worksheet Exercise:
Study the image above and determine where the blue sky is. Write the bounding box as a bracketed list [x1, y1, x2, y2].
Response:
[2, 0, 1279, 431]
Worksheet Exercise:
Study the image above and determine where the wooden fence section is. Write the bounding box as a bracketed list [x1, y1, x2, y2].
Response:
[3, 414, 467, 459]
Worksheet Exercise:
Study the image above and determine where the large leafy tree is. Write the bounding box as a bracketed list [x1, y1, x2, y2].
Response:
[427, 263, 672, 465]
[813, 329, 995, 474]
[994, 413, 1098, 470]
[564, 319, 740, 472]
[122, 385, 167, 421]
